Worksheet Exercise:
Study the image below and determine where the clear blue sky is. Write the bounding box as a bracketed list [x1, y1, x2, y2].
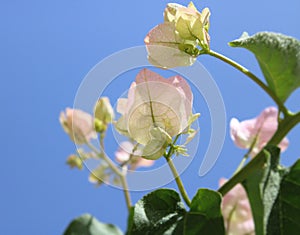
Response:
[1, 0, 299, 234]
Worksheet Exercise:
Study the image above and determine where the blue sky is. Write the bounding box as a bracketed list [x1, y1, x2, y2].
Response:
[1, 0, 300, 234]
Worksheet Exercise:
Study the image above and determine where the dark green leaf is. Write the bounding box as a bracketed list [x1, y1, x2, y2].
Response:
[267, 159, 300, 235]
[127, 188, 225, 235]
[126, 189, 186, 235]
[63, 214, 123, 235]
[184, 189, 225, 235]
[242, 146, 284, 235]
[230, 32, 300, 102]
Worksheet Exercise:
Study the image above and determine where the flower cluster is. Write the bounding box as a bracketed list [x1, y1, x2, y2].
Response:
[61, 1, 297, 234]
[60, 69, 199, 186]
[145, 2, 210, 68]
[59, 96, 156, 186]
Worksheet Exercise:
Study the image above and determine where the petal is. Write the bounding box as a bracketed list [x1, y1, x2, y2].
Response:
[132, 157, 155, 169]
[145, 22, 196, 68]
[253, 107, 279, 154]
[230, 118, 254, 149]
[201, 7, 211, 26]
[168, 75, 193, 105]
[164, 3, 183, 22]
[220, 178, 254, 235]
[61, 108, 97, 144]
[254, 107, 278, 140]
[279, 137, 289, 152]
[116, 98, 128, 115]
[135, 68, 167, 84]
[115, 141, 133, 163]
[188, 2, 198, 11]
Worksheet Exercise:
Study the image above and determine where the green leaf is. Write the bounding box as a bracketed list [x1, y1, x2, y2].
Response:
[184, 189, 225, 235]
[126, 189, 186, 235]
[242, 146, 284, 235]
[229, 32, 300, 102]
[267, 159, 300, 235]
[63, 214, 123, 235]
[127, 188, 225, 235]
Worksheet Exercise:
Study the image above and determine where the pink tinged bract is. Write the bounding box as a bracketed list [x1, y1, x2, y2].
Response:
[230, 107, 289, 156]
[115, 141, 154, 170]
[144, 22, 196, 68]
[219, 178, 255, 235]
[144, 2, 211, 68]
[115, 68, 193, 145]
[60, 108, 97, 145]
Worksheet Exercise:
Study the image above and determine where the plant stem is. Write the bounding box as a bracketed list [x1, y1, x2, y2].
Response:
[232, 154, 249, 176]
[218, 150, 266, 196]
[165, 156, 191, 207]
[86, 142, 132, 211]
[120, 171, 132, 212]
[205, 50, 288, 116]
[87, 142, 122, 176]
[268, 111, 300, 145]
[164, 135, 191, 206]
[232, 134, 258, 175]
[218, 111, 300, 195]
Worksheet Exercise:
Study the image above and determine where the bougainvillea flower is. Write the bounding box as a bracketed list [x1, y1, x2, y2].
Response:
[144, 2, 210, 68]
[115, 141, 154, 170]
[219, 178, 255, 235]
[115, 68, 193, 159]
[60, 108, 97, 144]
[230, 107, 289, 156]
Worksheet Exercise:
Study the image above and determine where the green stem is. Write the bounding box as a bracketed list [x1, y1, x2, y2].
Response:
[120, 171, 132, 212]
[218, 150, 266, 196]
[86, 142, 132, 211]
[218, 111, 300, 196]
[165, 156, 191, 207]
[87, 142, 122, 176]
[268, 111, 300, 145]
[226, 204, 237, 235]
[206, 50, 288, 116]
[164, 134, 191, 206]
[165, 135, 180, 158]
[232, 154, 249, 176]
[232, 133, 259, 175]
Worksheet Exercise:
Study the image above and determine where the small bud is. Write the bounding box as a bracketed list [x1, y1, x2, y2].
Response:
[94, 97, 114, 125]
[94, 119, 107, 133]
[66, 155, 83, 170]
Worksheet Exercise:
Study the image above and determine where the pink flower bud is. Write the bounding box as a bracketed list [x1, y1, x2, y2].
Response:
[60, 108, 97, 144]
